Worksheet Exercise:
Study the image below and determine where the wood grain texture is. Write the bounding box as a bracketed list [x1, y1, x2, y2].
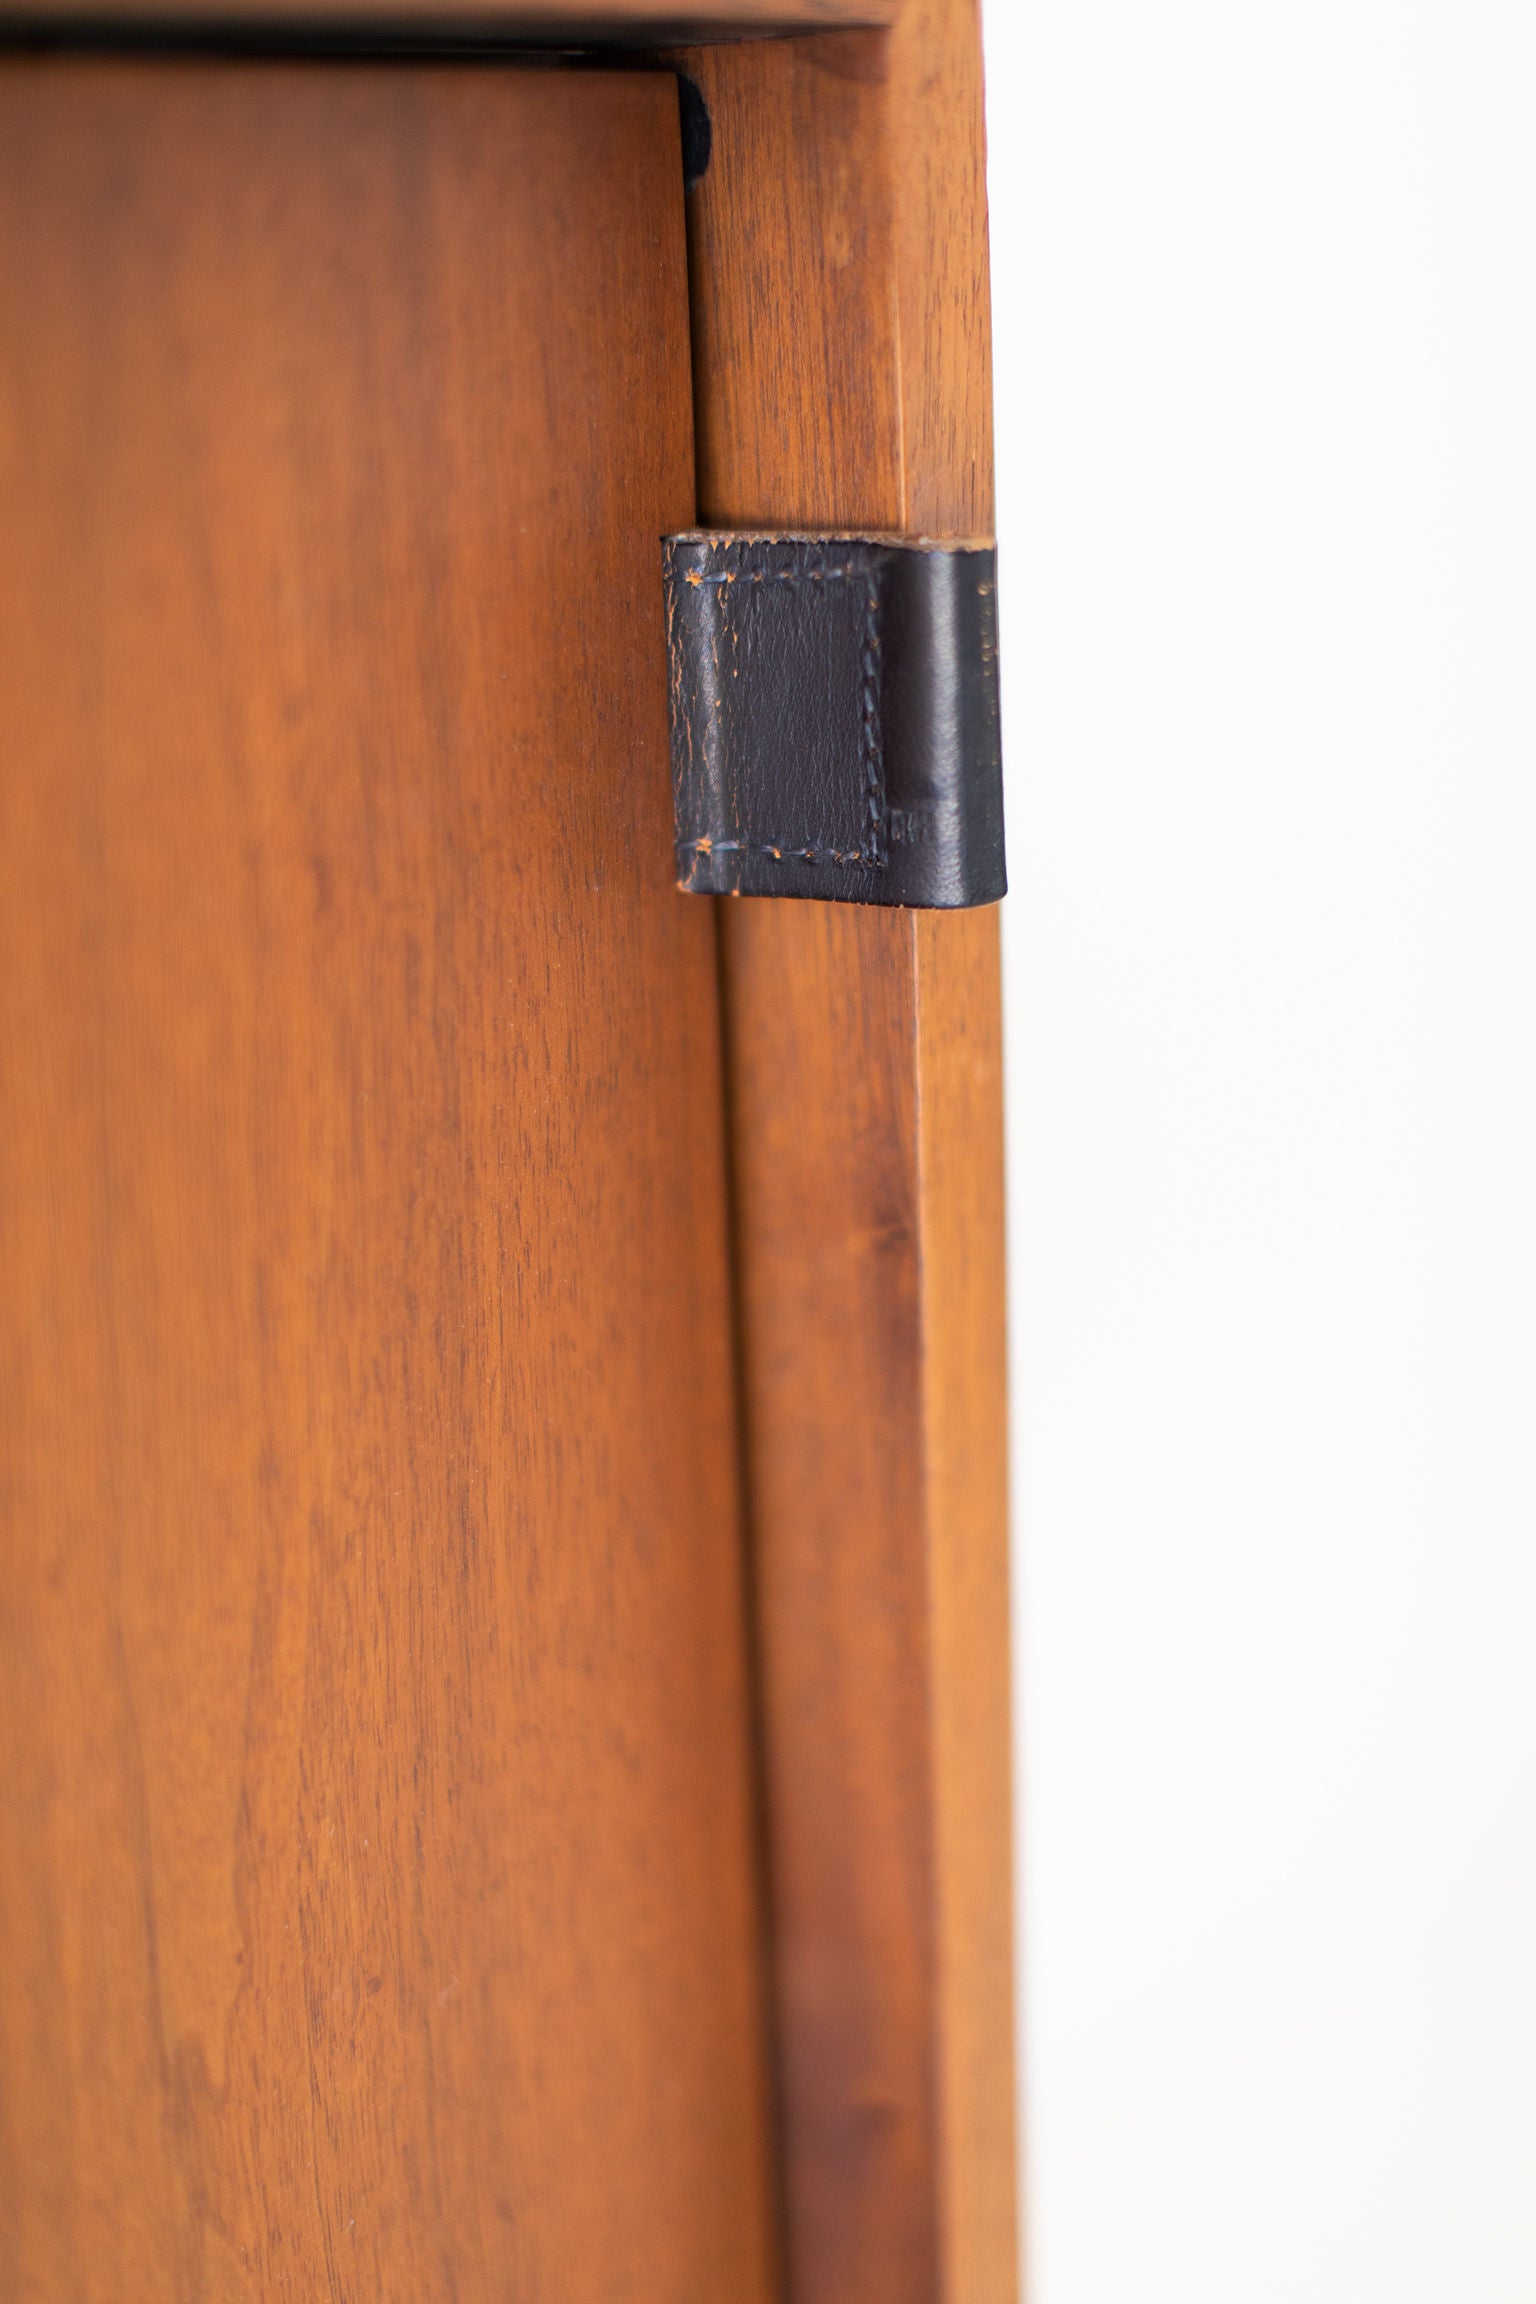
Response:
[0, 0, 887, 31]
[679, 14, 1016, 2304]
[0, 61, 780, 2303]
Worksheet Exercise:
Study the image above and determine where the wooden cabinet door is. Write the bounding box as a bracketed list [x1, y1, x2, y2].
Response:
[0, 61, 778, 2302]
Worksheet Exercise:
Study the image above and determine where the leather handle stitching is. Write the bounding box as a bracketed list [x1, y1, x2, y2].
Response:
[859, 571, 885, 867]
[683, 566, 864, 587]
[677, 838, 879, 866]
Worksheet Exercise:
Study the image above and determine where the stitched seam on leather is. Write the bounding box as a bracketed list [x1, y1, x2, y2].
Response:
[688, 551, 887, 870]
[681, 552, 888, 866]
[682, 566, 864, 586]
[859, 570, 885, 867]
[678, 838, 873, 865]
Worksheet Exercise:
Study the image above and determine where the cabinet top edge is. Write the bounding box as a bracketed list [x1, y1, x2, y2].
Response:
[0, 0, 891, 40]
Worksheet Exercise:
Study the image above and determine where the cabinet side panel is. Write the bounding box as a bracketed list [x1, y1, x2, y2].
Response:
[681, 15, 1016, 2304]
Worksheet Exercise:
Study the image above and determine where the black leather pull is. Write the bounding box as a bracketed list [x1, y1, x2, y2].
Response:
[662, 532, 1005, 908]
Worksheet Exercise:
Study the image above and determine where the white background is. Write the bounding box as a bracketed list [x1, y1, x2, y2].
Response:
[983, 4, 1536, 2297]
